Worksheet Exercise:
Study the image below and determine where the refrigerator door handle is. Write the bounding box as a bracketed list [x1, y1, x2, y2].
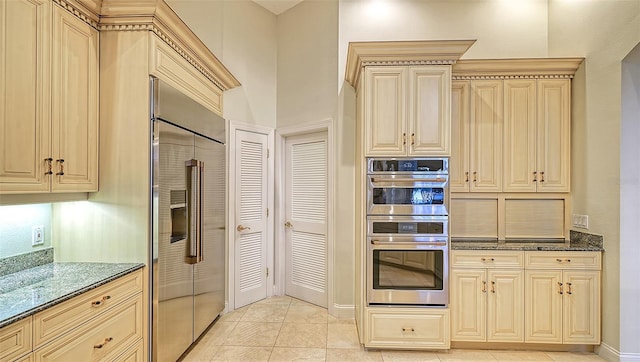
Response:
[186, 159, 201, 264]
[197, 160, 205, 263]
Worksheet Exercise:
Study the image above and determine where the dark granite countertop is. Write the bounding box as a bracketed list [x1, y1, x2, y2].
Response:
[0, 262, 144, 329]
[451, 239, 604, 252]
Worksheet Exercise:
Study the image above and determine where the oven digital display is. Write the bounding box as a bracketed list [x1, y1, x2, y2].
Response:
[398, 222, 417, 233]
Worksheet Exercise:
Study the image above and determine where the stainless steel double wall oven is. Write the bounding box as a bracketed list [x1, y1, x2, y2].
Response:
[366, 158, 449, 306]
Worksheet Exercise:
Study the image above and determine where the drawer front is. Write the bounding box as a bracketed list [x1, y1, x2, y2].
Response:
[33, 269, 143, 348]
[33, 294, 143, 362]
[366, 308, 450, 349]
[0, 317, 32, 362]
[451, 250, 524, 268]
[525, 252, 602, 270]
[113, 339, 144, 362]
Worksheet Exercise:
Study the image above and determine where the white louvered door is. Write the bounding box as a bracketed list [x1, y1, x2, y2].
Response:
[285, 131, 328, 308]
[234, 130, 269, 308]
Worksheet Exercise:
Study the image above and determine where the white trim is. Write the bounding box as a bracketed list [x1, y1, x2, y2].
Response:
[597, 342, 621, 362]
[227, 120, 275, 311]
[275, 120, 334, 313]
[331, 303, 356, 319]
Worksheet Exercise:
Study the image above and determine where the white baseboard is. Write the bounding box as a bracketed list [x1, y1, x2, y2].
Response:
[330, 303, 355, 319]
[597, 342, 640, 362]
[597, 343, 620, 362]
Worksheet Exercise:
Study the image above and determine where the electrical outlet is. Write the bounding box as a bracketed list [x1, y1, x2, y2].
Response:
[32, 225, 44, 246]
[572, 214, 589, 229]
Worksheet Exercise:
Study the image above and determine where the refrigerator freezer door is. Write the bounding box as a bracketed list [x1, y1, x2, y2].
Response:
[193, 134, 226, 339]
[155, 121, 195, 362]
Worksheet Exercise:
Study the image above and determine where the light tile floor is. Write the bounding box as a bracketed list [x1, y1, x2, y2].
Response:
[183, 296, 605, 362]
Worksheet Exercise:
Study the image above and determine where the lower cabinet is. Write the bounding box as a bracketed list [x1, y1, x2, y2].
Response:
[525, 252, 601, 344]
[365, 307, 450, 349]
[0, 269, 144, 362]
[450, 250, 601, 346]
[450, 251, 525, 342]
[0, 317, 32, 362]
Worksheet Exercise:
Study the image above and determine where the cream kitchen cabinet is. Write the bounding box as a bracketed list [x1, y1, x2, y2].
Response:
[0, 317, 32, 362]
[524, 251, 601, 344]
[449, 80, 503, 192]
[503, 79, 571, 192]
[0, 1, 98, 194]
[450, 250, 524, 342]
[363, 65, 451, 156]
[365, 307, 450, 349]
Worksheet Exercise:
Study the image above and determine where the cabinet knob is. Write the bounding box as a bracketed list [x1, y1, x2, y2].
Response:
[284, 221, 294, 229]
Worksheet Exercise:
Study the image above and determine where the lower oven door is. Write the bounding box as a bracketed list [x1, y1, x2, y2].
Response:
[367, 239, 448, 306]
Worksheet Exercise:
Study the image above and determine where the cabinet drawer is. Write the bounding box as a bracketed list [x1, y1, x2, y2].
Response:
[33, 269, 143, 348]
[33, 294, 143, 361]
[0, 317, 32, 362]
[451, 250, 524, 268]
[524, 252, 601, 270]
[112, 339, 144, 362]
[366, 308, 449, 349]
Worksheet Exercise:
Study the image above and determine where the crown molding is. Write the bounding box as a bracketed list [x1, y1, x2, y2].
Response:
[452, 58, 584, 80]
[99, 0, 240, 91]
[54, 0, 241, 92]
[345, 39, 476, 88]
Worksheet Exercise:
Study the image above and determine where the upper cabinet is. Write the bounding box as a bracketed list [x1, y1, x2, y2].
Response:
[0, 0, 51, 193]
[0, 0, 98, 194]
[451, 59, 582, 194]
[346, 40, 476, 158]
[51, 4, 99, 192]
[363, 65, 451, 156]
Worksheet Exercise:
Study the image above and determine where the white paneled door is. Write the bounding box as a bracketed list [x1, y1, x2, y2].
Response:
[284, 131, 328, 308]
[234, 130, 269, 308]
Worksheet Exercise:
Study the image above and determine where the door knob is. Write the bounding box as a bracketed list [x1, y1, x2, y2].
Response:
[236, 225, 250, 232]
[284, 221, 293, 229]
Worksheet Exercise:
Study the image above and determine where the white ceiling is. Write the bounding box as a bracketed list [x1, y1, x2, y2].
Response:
[252, 0, 305, 15]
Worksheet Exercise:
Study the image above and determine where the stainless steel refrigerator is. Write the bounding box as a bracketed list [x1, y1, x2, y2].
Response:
[151, 77, 226, 362]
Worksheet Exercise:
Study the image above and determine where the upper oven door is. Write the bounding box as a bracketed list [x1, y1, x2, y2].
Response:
[367, 174, 448, 216]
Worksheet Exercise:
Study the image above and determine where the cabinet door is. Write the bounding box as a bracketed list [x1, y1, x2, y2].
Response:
[408, 66, 451, 156]
[470, 80, 502, 192]
[537, 79, 570, 192]
[450, 81, 470, 193]
[525, 270, 562, 343]
[487, 269, 524, 342]
[364, 67, 407, 156]
[51, 5, 99, 192]
[450, 269, 486, 341]
[0, 0, 51, 193]
[503, 80, 537, 192]
[563, 271, 600, 344]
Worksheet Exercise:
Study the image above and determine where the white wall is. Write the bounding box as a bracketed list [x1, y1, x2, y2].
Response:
[167, 0, 278, 127]
[0, 204, 52, 257]
[620, 43, 640, 357]
[338, 0, 549, 84]
[548, 0, 640, 355]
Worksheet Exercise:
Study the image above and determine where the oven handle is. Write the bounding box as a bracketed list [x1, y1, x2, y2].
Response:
[370, 239, 448, 247]
[370, 177, 447, 183]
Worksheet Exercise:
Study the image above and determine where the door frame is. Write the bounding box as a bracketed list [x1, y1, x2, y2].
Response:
[228, 120, 275, 312]
[275, 120, 334, 313]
